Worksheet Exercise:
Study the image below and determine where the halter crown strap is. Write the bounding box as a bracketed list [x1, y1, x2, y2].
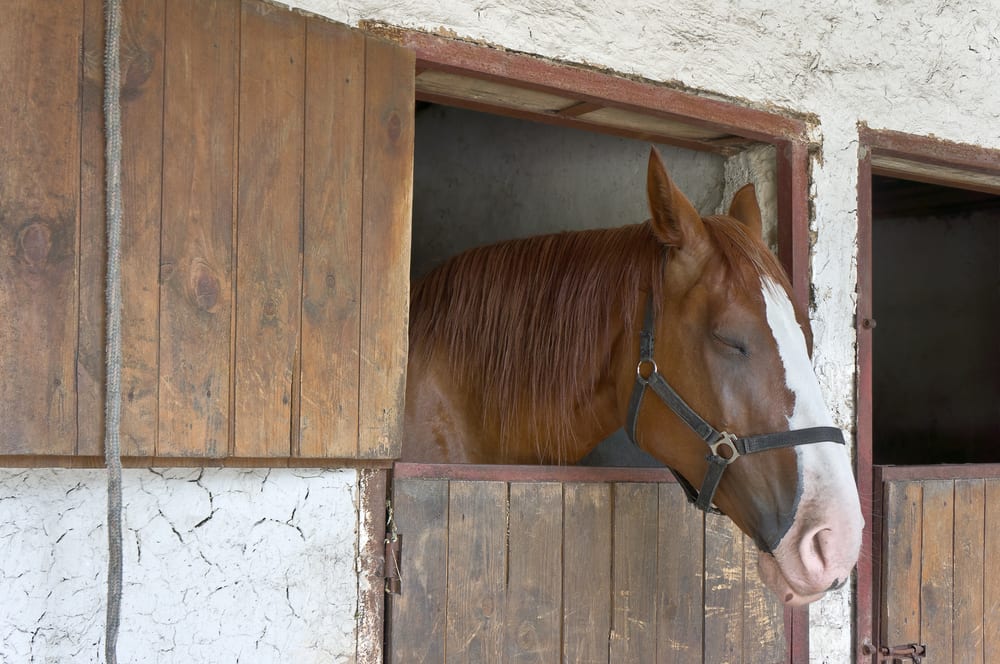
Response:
[625, 295, 845, 514]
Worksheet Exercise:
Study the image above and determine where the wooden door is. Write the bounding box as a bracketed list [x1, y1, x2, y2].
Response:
[872, 465, 1000, 662]
[387, 464, 790, 663]
[0, 0, 412, 462]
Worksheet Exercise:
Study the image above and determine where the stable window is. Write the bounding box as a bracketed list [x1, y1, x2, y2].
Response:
[386, 30, 817, 664]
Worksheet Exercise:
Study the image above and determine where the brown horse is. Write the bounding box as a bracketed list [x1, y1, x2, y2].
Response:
[403, 148, 863, 605]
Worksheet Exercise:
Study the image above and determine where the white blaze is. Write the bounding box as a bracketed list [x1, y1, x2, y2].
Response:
[760, 277, 863, 575]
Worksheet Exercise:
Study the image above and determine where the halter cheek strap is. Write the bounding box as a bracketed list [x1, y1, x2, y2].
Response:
[623, 296, 846, 514]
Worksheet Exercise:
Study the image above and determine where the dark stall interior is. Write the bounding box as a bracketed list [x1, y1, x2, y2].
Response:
[871, 175, 1000, 465]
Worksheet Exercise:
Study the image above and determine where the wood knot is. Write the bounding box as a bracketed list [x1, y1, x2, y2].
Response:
[386, 112, 402, 143]
[18, 220, 52, 268]
[190, 262, 220, 312]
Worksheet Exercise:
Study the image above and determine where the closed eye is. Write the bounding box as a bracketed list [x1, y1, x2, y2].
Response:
[712, 332, 749, 357]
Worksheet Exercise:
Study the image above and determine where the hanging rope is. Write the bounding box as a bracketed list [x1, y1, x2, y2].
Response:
[102, 0, 125, 661]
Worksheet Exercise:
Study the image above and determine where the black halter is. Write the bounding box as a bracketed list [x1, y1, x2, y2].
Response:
[582, 295, 845, 515]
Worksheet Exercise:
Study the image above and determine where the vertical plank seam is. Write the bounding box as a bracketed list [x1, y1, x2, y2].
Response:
[75, 0, 87, 455]
[559, 482, 566, 663]
[152, 0, 168, 457]
[354, 35, 368, 460]
[292, 16, 308, 458]
[443, 478, 451, 662]
[228, 0, 242, 458]
[608, 482, 616, 663]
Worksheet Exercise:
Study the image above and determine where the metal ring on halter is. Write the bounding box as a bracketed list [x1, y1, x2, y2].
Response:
[636, 359, 658, 381]
[709, 431, 741, 463]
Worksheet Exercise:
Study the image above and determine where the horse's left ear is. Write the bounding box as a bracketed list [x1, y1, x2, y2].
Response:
[728, 184, 763, 239]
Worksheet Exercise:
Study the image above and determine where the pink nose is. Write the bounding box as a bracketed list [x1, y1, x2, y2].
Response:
[799, 526, 845, 591]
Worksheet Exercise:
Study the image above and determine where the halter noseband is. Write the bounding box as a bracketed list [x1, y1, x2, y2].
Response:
[616, 295, 845, 515]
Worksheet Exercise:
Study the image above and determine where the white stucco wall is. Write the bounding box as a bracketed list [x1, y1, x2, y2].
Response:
[278, 1, 998, 661]
[0, 468, 360, 663]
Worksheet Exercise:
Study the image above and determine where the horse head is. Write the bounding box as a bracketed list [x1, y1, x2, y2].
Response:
[636, 148, 863, 605]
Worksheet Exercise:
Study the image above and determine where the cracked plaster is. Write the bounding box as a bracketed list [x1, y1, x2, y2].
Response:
[0, 468, 359, 663]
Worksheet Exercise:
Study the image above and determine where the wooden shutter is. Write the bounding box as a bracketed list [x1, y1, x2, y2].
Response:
[0, 0, 414, 462]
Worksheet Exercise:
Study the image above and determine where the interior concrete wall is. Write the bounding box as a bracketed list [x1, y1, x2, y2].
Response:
[412, 105, 727, 278]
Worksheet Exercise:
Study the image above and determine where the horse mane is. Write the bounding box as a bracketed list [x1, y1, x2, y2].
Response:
[409, 215, 790, 463]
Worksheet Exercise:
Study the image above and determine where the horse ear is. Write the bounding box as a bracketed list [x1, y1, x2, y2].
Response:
[728, 183, 763, 238]
[646, 147, 705, 249]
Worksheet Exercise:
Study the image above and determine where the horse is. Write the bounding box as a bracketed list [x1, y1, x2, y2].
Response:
[402, 147, 863, 605]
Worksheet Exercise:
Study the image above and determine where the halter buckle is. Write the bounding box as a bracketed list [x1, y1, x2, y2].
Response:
[709, 431, 741, 464]
[636, 358, 658, 381]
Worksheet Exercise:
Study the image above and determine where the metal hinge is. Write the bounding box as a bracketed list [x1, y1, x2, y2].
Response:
[384, 500, 402, 594]
[862, 641, 927, 663]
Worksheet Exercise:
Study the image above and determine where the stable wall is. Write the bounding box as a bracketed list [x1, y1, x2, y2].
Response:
[4, 0, 999, 661]
[280, 1, 1000, 661]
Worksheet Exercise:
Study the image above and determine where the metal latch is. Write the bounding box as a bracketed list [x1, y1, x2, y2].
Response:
[384, 499, 402, 594]
[862, 641, 927, 663]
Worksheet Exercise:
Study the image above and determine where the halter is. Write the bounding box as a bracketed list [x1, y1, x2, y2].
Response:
[591, 295, 845, 515]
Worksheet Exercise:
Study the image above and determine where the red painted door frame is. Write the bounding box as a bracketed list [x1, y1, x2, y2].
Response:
[855, 126, 1000, 662]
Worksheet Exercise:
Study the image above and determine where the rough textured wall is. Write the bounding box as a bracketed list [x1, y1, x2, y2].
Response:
[0, 468, 359, 663]
[278, 1, 999, 661]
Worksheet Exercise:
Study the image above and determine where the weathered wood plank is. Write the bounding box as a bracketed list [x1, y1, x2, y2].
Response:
[655, 484, 703, 664]
[984, 479, 1000, 658]
[388, 478, 449, 664]
[953, 479, 985, 663]
[504, 482, 562, 662]
[0, 1, 82, 454]
[446, 481, 507, 663]
[882, 481, 922, 646]
[299, 19, 365, 458]
[919, 480, 954, 658]
[742, 532, 786, 663]
[562, 482, 612, 664]
[610, 483, 658, 661]
[157, 0, 237, 457]
[115, 0, 166, 455]
[704, 511, 743, 664]
[358, 36, 414, 459]
[78, 0, 108, 455]
[233, 0, 305, 456]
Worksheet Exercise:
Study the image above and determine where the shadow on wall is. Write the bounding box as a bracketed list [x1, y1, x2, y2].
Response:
[411, 104, 726, 279]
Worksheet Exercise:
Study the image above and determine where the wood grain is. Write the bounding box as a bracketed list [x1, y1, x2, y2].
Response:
[115, 0, 166, 455]
[882, 480, 922, 646]
[358, 36, 414, 459]
[387, 478, 449, 664]
[157, 0, 237, 457]
[299, 19, 365, 458]
[952, 479, 985, 663]
[985, 480, 1000, 658]
[504, 482, 562, 662]
[562, 482, 612, 663]
[609, 483, 658, 661]
[0, 1, 82, 454]
[78, 0, 108, 455]
[919, 480, 954, 658]
[234, 0, 304, 456]
[655, 484, 703, 664]
[742, 532, 786, 663]
[704, 511, 744, 664]
[446, 480, 507, 663]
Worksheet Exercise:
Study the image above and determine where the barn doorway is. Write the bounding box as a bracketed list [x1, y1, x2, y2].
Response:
[870, 176, 1000, 465]
[857, 128, 1000, 664]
